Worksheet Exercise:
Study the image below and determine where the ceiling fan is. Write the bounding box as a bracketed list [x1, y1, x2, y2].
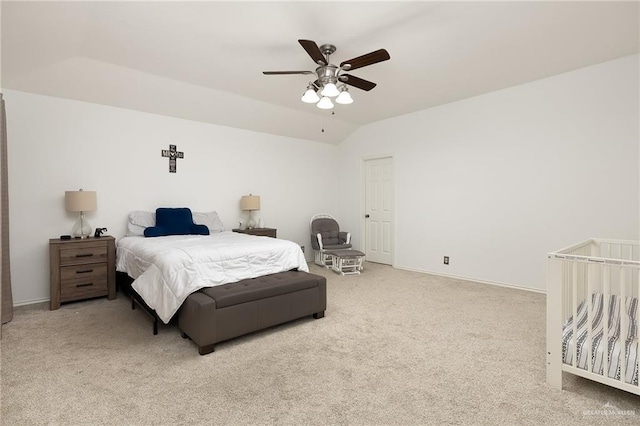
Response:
[263, 39, 390, 109]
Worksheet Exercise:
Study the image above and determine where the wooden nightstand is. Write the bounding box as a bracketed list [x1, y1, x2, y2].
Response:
[232, 228, 277, 238]
[49, 236, 116, 310]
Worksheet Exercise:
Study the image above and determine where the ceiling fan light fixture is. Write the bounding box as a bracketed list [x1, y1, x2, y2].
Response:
[320, 82, 340, 97]
[301, 86, 320, 103]
[335, 87, 353, 105]
[317, 96, 334, 110]
[263, 40, 390, 110]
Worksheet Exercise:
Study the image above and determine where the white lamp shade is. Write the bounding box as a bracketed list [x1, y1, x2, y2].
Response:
[335, 90, 353, 105]
[301, 88, 320, 103]
[240, 195, 260, 211]
[65, 190, 97, 212]
[320, 82, 340, 97]
[317, 97, 334, 110]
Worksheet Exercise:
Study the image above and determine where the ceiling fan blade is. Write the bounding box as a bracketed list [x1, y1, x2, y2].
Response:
[263, 71, 315, 75]
[340, 49, 390, 71]
[298, 39, 326, 65]
[340, 74, 377, 91]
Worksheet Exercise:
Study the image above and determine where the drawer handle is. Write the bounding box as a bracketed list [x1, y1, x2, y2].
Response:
[76, 269, 93, 274]
[76, 253, 94, 258]
[76, 283, 93, 288]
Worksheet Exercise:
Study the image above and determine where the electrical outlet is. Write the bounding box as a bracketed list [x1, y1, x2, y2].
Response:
[444, 256, 449, 265]
[301, 245, 305, 253]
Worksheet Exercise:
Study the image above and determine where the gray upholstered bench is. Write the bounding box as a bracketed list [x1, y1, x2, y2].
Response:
[178, 271, 326, 354]
[325, 249, 365, 275]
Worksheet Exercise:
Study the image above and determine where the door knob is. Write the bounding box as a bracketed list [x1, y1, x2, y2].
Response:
[365, 214, 370, 218]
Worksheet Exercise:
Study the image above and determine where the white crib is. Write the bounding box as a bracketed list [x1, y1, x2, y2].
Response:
[547, 238, 640, 395]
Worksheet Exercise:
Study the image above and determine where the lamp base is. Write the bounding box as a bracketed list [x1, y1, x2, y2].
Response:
[72, 212, 92, 239]
[247, 211, 257, 229]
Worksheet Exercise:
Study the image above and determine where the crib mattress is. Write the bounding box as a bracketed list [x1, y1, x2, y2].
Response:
[562, 293, 639, 386]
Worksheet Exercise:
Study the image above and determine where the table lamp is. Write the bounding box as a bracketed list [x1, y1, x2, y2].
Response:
[240, 194, 260, 229]
[65, 189, 97, 238]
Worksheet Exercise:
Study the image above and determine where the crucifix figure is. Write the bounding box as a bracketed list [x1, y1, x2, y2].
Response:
[161, 144, 184, 173]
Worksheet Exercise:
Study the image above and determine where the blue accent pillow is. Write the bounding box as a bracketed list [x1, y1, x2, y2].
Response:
[144, 208, 210, 237]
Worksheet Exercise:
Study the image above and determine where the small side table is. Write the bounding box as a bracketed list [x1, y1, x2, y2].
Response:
[49, 236, 116, 310]
[232, 228, 277, 238]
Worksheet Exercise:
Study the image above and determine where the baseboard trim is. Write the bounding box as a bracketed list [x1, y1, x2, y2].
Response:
[13, 298, 49, 308]
[393, 265, 546, 295]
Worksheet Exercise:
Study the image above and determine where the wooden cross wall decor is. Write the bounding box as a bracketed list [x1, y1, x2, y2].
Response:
[161, 144, 184, 173]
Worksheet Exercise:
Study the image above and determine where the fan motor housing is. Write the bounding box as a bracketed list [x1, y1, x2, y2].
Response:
[316, 64, 339, 85]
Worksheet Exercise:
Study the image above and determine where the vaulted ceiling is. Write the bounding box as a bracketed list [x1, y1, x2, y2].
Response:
[2, 1, 638, 144]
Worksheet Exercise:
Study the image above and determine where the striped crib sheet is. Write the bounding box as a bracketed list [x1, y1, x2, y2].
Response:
[562, 293, 639, 386]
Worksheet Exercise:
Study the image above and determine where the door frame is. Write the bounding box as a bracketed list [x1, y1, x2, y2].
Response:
[361, 155, 395, 266]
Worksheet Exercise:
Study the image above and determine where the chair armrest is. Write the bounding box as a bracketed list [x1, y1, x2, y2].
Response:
[316, 233, 324, 250]
[339, 231, 351, 245]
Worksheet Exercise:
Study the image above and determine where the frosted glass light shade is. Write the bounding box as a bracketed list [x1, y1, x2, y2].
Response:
[320, 83, 340, 97]
[301, 88, 320, 103]
[335, 90, 353, 105]
[317, 97, 334, 110]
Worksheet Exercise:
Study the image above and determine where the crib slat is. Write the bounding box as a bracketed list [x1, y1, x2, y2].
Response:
[587, 263, 595, 374]
[563, 263, 570, 318]
[572, 262, 578, 369]
[620, 266, 627, 384]
[603, 265, 610, 379]
[637, 269, 639, 389]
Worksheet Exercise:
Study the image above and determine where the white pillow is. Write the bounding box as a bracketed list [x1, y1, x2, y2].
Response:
[126, 210, 225, 236]
[192, 211, 225, 233]
[126, 211, 156, 237]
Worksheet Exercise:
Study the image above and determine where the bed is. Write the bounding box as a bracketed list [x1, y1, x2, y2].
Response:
[116, 210, 309, 324]
[547, 239, 640, 395]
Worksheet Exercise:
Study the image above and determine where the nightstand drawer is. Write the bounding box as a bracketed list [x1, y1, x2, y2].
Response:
[60, 263, 108, 281]
[60, 245, 108, 266]
[60, 277, 108, 301]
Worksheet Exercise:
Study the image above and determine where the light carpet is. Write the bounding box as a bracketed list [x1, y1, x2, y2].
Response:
[1, 262, 638, 425]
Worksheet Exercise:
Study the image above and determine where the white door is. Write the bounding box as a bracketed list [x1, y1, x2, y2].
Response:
[364, 157, 394, 264]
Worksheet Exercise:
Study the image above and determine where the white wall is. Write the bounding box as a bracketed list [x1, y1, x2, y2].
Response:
[338, 55, 640, 291]
[5, 91, 339, 304]
[5, 54, 639, 304]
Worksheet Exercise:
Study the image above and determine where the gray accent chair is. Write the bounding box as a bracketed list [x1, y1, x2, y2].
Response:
[310, 214, 352, 267]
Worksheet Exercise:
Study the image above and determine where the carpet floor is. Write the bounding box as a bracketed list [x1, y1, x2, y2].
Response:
[1, 262, 638, 425]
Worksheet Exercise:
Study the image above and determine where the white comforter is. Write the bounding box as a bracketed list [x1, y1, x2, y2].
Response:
[116, 232, 309, 323]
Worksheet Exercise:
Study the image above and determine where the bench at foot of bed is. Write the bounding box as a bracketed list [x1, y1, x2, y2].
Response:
[178, 271, 327, 355]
